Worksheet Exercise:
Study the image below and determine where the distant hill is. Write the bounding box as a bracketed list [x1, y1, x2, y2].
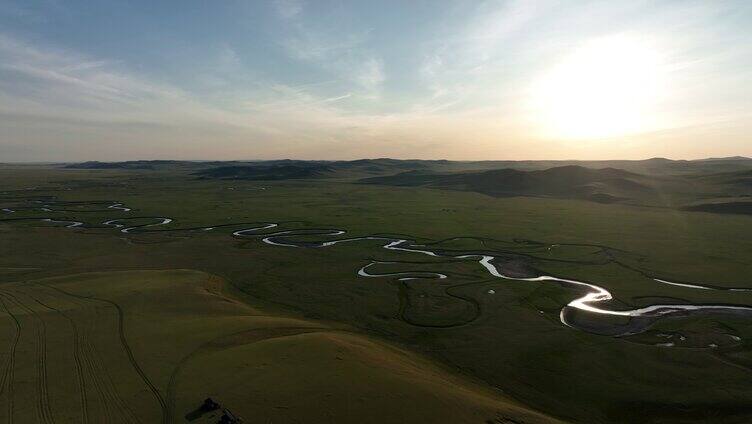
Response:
[40, 157, 752, 211]
[64, 160, 163, 170]
[62, 160, 237, 170]
[61, 157, 752, 177]
[194, 164, 334, 180]
[360, 165, 652, 203]
[683, 201, 752, 215]
[687, 169, 752, 196]
[695, 156, 751, 162]
[331, 158, 432, 174]
[727, 170, 752, 187]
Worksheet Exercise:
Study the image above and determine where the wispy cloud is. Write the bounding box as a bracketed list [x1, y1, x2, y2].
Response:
[273, 2, 385, 100]
[0, 33, 400, 160]
[0, 34, 181, 109]
[273, 0, 303, 20]
[0, 1, 751, 161]
[413, 0, 544, 113]
[355, 57, 384, 93]
[321, 93, 352, 103]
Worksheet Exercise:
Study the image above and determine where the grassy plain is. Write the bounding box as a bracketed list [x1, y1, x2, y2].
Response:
[0, 269, 558, 423]
[2, 164, 752, 423]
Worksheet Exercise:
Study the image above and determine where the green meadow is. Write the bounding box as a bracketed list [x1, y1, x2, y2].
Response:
[1, 164, 752, 423]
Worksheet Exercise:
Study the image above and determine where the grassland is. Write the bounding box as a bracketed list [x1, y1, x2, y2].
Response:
[0, 269, 558, 423]
[1, 163, 752, 423]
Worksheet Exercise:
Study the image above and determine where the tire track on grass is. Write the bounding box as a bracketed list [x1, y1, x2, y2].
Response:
[42, 284, 167, 424]
[68, 297, 120, 424]
[21, 289, 91, 424]
[0, 290, 55, 424]
[0, 297, 20, 424]
[28, 284, 145, 423]
[79, 296, 141, 423]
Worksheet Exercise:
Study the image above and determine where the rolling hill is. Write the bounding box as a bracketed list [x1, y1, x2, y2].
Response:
[683, 201, 752, 215]
[61, 156, 752, 177]
[59, 158, 752, 209]
[0, 269, 562, 424]
[194, 164, 335, 180]
[360, 165, 652, 203]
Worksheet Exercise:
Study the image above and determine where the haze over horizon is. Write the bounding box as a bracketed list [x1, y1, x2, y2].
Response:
[5, 155, 752, 165]
[1, 0, 750, 162]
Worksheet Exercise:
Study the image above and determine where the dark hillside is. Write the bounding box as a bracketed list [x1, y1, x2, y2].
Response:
[361, 165, 651, 203]
[194, 164, 334, 180]
[683, 201, 752, 215]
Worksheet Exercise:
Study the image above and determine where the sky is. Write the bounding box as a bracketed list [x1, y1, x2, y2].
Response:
[0, 0, 750, 162]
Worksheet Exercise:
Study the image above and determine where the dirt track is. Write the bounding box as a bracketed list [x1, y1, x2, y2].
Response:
[0, 282, 163, 423]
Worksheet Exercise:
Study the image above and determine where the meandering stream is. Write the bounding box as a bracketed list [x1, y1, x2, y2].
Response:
[3, 197, 752, 342]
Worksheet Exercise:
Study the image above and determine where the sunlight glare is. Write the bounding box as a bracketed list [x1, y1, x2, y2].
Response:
[531, 35, 667, 140]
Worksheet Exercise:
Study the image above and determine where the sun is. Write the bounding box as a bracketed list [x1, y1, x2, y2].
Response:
[530, 35, 667, 140]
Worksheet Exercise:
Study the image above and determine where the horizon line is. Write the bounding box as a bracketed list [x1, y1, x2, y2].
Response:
[2, 156, 751, 165]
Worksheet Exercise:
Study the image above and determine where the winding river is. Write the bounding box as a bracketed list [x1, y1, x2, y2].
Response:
[3, 196, 752, 341]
